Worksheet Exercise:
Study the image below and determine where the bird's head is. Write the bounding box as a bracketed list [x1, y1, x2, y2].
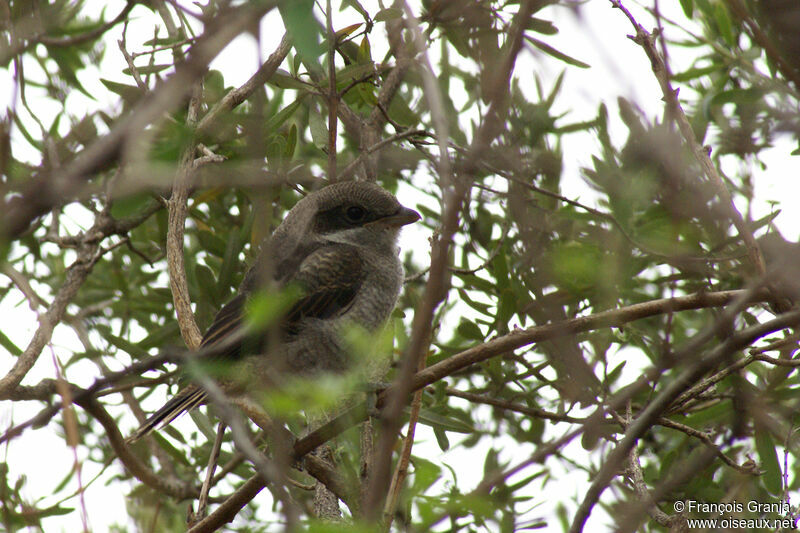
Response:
[279, 181, 420, 254]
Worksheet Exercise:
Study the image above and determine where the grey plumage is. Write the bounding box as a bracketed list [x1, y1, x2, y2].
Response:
[129, 181, 419, 441]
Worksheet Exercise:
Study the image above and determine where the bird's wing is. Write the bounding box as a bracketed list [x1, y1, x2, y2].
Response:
[283, 244, 365, 335]
[129, 245, 364, 441]
[200, 243, 365, 348]
[200, 292, 247, 355]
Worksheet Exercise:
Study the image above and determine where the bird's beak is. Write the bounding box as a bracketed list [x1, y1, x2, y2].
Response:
[370, 206, 421, 228]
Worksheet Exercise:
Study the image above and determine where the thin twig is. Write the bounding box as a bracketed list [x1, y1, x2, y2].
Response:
[383, 355, 426, 528]
[117, 39, 147, 90]
[622, 405, 674, 528]
[165, 72, 204, 348]
[193, 422, 227, 524]
[609, 0, 766, 280]
[326, 0, 338, 180]
[196, 33, 291, 138]
[422, 425, 586, 530]
[2, 264, 48, 310]
[49, 346, 90, 532]
[3, 2, 278, 240]
[568, 308, 800, 533]
[186, 474, 265, 533]
[445, 388, 585, 423]
[336, 129, 429, 181]
[0, 204, 161, 400]
[656, 416, 754, 474]
[0, 1, 135, 64]
[185, 364, 301, 529]
[726, 0, 800, 92]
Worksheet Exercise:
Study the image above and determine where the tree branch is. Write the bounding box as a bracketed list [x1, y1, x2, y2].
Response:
[2, 1, 278, 240]
[610, 0, 766, 280]
[0, 204, 160, 400]
[568, 308, 800, 533]
[196, 33, 292, 138]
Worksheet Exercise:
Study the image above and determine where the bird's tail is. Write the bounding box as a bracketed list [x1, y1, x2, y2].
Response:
[127, 385, 206, 442]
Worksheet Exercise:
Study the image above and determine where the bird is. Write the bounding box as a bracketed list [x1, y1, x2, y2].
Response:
[129, 180, 420, 441]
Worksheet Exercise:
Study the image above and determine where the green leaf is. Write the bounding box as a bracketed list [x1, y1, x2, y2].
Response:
[525, 36, 590, 69]
[138, 322, 181, 351]
[196, 230, 227, 258]
[713, 3, 734, 46]
[355, 81, 377, 105]
[26, 505, 74, 519]
[194, 264, 219, 304]
[456, 319, 483, 341]
[357, 35, 371, 63]
[142, 35, 187, 47]
[508, 471, 546, 493]
[335, 23, 363, 40]
[679, 0, 693, 17]
[483, 448, 502, 476]
[497, 288, 515, 325]
[387, 93, 419, 126]
[106, 334, 150, 359]
[527, 18, 558, 35]
[374, 7, 402, 22]
[549, 242, 603, 293]
[122, 64, 171, 76]
[342, 0, 369, 19]
[455, 288, 493, 316]
[265, 95, 307, 132]
[605, 360, 626, 385]
[284, 123, 297, 159]
[671, 64, 720, 82]
[755, 426, 782, 495]
[417, 408, 475, 434]
[149, 431, 192, 466]
[110, 192, 153, 219]
[12, 112, 43, 149]
[49, 47, 93, 98]
[100, 78, 144, 105]
[52, 466, 74, 494]
[0, 329, 21, 356]
[245, 285, 303, 329]
[334, 62, 376, 85]
[188, 409, 218, 441]
[433, 427, 450, 451]
[410, 456, 442, 493]
[709, 88, 762, 107]
[279, 0, 323, 62]
[308, 106, 329, 149]
[217, 228, 243, 296]
[269, 69, 312, 90]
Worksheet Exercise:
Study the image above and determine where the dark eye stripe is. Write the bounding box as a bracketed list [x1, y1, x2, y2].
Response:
[315, 205, 380, 233]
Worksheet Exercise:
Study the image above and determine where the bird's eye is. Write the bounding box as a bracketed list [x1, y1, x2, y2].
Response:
[345, 205, 366, 222]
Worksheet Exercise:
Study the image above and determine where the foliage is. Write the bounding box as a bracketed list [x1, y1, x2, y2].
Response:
[1, 0, 800, 531]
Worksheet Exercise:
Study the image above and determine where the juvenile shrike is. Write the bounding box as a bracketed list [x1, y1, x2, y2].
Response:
[130, 181, 419, 440]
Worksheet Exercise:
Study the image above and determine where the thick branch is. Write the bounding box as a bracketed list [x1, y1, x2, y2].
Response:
[186, 475, 265, 533]
[166, 152, 204, 348]
[412, 289, 766, 391]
